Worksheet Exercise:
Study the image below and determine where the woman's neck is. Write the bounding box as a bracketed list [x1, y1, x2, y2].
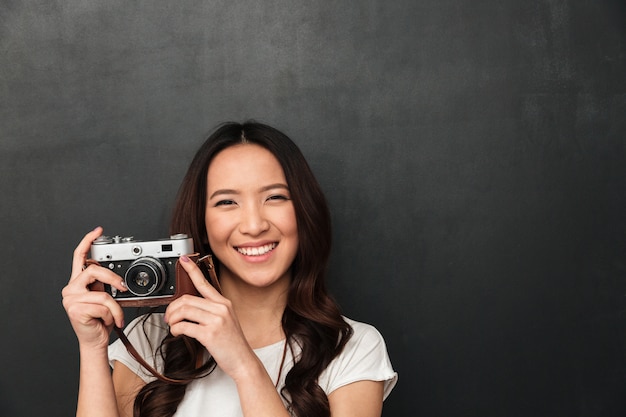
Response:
[219, 274, 289, 349]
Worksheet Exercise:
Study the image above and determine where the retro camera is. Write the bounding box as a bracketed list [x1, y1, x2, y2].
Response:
[90, 234, 194, 306]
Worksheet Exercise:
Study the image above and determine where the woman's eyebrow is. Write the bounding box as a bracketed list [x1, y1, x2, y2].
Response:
[208, 189, 238, 199]
[260, 183, 289, 192]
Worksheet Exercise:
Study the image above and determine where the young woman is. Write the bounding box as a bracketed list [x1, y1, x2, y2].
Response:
[62, 122, 397, 417]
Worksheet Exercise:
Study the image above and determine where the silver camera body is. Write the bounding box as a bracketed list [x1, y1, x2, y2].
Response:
[90, 234, 194, 302]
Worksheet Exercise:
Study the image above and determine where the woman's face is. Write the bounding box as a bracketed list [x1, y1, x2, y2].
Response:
[204, 144, 299, 290]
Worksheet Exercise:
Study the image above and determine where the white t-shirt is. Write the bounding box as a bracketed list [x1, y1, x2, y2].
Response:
[109, 313, 397, 416]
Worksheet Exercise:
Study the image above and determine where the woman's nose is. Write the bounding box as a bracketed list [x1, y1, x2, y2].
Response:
[238, 205, 270, 236]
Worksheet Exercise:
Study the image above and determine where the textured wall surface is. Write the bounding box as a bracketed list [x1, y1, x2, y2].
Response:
[1, 1, 625, 416]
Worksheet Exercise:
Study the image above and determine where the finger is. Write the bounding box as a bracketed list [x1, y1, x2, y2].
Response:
[168, 319, 203, 339]
[179, 255, 222, 299]
[63, 291, 126, 328]
[70, 227, 104, 280]
[65, 294, 125, 328]
[66, 301, 116, 328]
[165, 297, 231, 326]
[64, 264, 127, 296]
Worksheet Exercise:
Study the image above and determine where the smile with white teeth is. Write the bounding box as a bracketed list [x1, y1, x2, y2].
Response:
[236, 243, 277, 256]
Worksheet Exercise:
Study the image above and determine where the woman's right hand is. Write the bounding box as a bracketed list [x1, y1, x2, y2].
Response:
[62, 227, 128, 350]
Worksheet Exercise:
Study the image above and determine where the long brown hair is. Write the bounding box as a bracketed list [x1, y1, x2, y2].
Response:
[133, 122, 352, 416]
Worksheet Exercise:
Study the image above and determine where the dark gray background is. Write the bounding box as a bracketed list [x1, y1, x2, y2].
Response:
[1, 1, 625, 416]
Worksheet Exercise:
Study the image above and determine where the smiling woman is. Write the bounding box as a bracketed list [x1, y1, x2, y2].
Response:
[204, 144, 299, 292]
[62, 121, 397, 417]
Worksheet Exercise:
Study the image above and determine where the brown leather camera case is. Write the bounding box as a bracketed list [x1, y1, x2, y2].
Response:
[88, 254, 219, 307]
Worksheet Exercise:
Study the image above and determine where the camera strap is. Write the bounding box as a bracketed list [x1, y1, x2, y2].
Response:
[114, 326, 183, 383]
[113, 254, 220, 384]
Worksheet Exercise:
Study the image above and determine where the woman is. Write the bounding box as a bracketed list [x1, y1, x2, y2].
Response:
[62, 122, 397, 417]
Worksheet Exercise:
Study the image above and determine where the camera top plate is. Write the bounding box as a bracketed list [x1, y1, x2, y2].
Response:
[90, 234, 194, 262]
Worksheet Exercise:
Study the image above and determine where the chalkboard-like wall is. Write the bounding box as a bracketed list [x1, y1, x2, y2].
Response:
[1, 1, 625, 416]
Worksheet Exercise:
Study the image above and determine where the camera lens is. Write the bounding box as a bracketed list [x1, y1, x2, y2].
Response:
[124, 257, 167, 297]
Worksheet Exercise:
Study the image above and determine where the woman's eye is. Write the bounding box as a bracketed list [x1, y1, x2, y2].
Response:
[267, 194, 290, 202]
[215, 199, 236, 206]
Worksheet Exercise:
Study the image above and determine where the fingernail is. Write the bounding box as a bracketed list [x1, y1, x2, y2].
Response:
[180, 255, 190, 263]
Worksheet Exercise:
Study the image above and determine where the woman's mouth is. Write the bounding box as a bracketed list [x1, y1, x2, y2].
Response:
[236, 242, 277, 256]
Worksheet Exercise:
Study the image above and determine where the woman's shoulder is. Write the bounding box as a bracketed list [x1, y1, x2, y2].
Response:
[319, 316, 397, 397]
[337, 315, 394, 362]
[342, 316, 388, 345]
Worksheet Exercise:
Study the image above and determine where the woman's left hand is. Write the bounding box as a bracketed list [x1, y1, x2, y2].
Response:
[164, 255, 256, 382]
